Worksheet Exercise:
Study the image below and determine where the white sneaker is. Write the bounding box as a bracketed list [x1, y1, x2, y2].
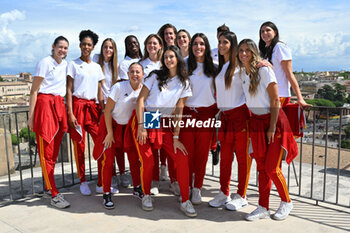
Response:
[180, 200, 197, 217]
[96, 185, 103, 194]
[170, 181, 180, 196]
[273, 201, 293, 220]
[41, 190, 51, 199]
[80, 182, 91, 196]
[150, 181, 159, 195]
[160, 165, 168, 181]
[225, 193, 248, 211]
[191, 188, 202, 205]
[245, 205, 270, 221]
[120, 174, 130, 188]
[51, 193, 70, 209]
[110, 186, 119, 194]
[142, 195, 153, 211]
[208, 191, 231, 208]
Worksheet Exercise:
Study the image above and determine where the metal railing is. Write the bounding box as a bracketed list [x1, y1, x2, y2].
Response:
[1, 107, 350, 209]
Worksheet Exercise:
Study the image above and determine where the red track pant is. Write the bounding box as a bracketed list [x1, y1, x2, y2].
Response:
[131, 118, 189, 202]
[37, 125, 65, 198]
[218, 105, 252, 198]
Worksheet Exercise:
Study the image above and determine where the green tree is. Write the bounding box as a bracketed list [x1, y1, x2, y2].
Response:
[345, 124, 350, 138]
[306, 98, 336, 107]
[11, 134, 18, 145]
[317, 85, 336, 101]
[341, 140, 350, 149]
[19, 128, 36, 145]
[0, 76, 3, 82]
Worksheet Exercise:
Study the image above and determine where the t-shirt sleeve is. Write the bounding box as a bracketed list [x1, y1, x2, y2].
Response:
[108, 83, 120, 103]
[118, 61, 128, 80]
[92, 54, 99, 63]
[180, 80, 192, 98]
[34, 58, 49, 78]
[275, 43, 292, 62]
[260, 67, 277, 89]
[97, 65, 105, 81]
[66, 61, 75, 79]
[143, 73, 156, 91]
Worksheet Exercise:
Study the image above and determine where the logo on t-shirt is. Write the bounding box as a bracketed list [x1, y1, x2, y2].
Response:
[143, 110, 161, 129]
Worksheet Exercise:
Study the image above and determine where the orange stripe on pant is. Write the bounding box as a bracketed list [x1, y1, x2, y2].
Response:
[38, 135, 52, 190]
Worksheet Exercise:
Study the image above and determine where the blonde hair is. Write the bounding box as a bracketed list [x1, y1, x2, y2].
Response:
[237, 39, 261, 96]
[141, 34, 163, 62]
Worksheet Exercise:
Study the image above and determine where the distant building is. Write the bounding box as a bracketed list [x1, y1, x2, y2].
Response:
[1, 74, 19, 82]
[19, 72, 32, 82]
[0, 82, 32, 101]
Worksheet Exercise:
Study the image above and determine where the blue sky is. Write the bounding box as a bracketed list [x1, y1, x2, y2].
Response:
[0, 0, 349, 74]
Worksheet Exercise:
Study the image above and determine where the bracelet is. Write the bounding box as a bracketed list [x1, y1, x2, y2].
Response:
[173, 135, 179, 139]
[138, 122, 143, 125]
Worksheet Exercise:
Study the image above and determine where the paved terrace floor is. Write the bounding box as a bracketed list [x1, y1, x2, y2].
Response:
[1, 174, 350, 233]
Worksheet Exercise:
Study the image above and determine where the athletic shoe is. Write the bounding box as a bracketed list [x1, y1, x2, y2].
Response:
[120, 174, 130, 188]
[96, 185, 103, 194]
[160, 165, 168, 181]
[225, 193, 248, 211]
[245, 205, 270, 221]
[133, 185, 143, 199]
[142, 195, 153, 211]
[103, 193, 115, 209]
[180, 200, 197, 217]
[150, 181, 159, 195]
[110, 186, 119, 194]
[191, 188, 202, 205]
[273, 201, 293, 220]
[80, 182, 91, 196]
[211, 143, 221, 166]
[170, 181, 180, 196]
[208, 191, 231, 208]
[96, 185, 119, 194]
[51, 193, 70, 209]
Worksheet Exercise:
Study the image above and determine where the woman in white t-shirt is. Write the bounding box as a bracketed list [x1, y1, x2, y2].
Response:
[66, 30, 104, 196]
[93, 62, 144, 209]
[176, 29, 191, 59]
[140, 34, 164, 194]
[259, 21, 311, 109]
[28, 36, 70, 209]
[94, 38, 130, 190]
[118, 35, 142, 80]
[180, 33, 217, 205]
[133, 45, 197, 217]
[237, 39, 297, 221]
[208, 31, 252, 212]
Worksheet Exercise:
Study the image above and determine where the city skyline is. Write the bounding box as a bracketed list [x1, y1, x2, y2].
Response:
[0, 0, 349, 74]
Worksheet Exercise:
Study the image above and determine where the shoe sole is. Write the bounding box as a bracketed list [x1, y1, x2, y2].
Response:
[104, 205, 115, 210]
[142, 205, 154, 211]
[225, 203, 248, 211]
[191, 200, 202, 205]
[272, 214, 288, 220]
[245, 215, 270, 221]
[181, 208, 197, 218]
[51, 203, 70, 209]
[208, 202, 226, 208]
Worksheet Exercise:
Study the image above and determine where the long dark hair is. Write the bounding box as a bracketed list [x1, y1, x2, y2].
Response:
[216, 31, 238, 89]
[146, 45, 189, 91]
[187, 33, 216, 78]
[157, 23, 177, 47]
[258, 21, 280, 64]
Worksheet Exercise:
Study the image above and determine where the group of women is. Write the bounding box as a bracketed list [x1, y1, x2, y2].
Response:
[29, 21, 310, 220]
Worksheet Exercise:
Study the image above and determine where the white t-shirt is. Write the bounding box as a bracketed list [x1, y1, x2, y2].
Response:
[215, 62, 245, 111]
[143, 73, 192, 116]
[93, 54, 114, 103]
[271, 42, 292, 97]
[67, 58, 105, 100]
[211, 48, 219, 65]
[109, 81, 142, 125]
[140, 58, 161, 78]
[34, 56, 67, 97]
[185, 62, 216, 107]
[118, 56, 140, 80]
[239, 66, 277, 115]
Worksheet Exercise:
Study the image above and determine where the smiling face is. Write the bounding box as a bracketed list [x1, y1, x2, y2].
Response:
[192, 36, 206, 62]
[218, 35, 231, 57]
[128, 63, 144, 84]
[126, 37, 140, 56]
[146, 36, 161, 57]
[52, 40, 69, 60]
[238, 43, 252, 67]
[80, 37, 94, 57]
[177, 31, 189, 49]
[102, 40, 114, 61]
[164, 27, 175, 46]
[164, 49, 178, 72]
[260, 25, 277, 46]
